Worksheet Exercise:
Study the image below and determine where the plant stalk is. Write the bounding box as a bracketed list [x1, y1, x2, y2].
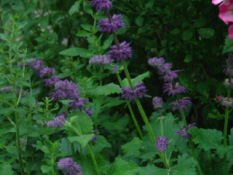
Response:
[86, 144, 100, 175]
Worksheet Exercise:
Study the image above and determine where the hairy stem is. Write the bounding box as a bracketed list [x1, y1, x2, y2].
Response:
[116, 73, 143, 139]
[86, 144, 100, 175]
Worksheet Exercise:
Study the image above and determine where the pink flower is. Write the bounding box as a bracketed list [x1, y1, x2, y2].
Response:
[212, 0, 224, 5]
[219, 0, 233, 24]
[228, 24, 233, 39]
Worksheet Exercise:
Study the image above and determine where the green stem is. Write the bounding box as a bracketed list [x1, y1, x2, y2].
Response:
[224, 88, 231, 175]
[159, 113, 164, 137]
[181, 111, 204, 175]
[116, 73, 143, 139]
[86, 144, 100, 175]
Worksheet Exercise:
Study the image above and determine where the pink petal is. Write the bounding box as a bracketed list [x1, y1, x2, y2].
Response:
[228, 25, 233, 39]
[219, 1, 233, 25]
[212, 0, 223, 5]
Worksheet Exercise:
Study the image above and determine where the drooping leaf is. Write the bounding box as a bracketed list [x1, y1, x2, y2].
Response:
[89, 83, 121, 96]
[59, 47, 94, 58]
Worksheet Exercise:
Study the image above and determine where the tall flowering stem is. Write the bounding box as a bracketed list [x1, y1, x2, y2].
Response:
[116, 73, 143, 139]
[224, 88, 231, 175]
[180, 111, 204, 175]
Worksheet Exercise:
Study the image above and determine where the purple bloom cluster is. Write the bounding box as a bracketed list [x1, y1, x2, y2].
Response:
[121, 82, 147, 101]
[177, 123, 196, 139]
[89, 55, 111, 66]
[57, 158, 84, 175]
[47, 112, 68, 129]
[170, 97, 192, 112]
[91, 0, 112, 11]
[43, 76, 61, 87]
[0, 86, 19, 94]
[153, 97, 164, 110]
[25, 58, 44, 71]
[39, 67, 55, 78]
[84, 108, 93, 117]
[220, 97, 233, 107]
[109, 41, 132, 62]
[90, 129, 99, 143]
[163, 82, 186, 97]
[223, 54, 233, 76]
[99, 14, 124, 33]
[112, 65, 119, 73]
[156, 136, 169, 153]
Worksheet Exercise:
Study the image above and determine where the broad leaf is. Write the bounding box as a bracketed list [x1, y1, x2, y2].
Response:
[122, 137, 142, 157]
[68, 134, 94, 148]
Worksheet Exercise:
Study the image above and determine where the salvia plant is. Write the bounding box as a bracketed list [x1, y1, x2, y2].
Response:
[1, 0, 233, 175]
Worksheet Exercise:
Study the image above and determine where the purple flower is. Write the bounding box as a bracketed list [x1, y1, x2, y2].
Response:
[156, 136, 169, 153]
[162, 70, 181, 82]
[220, 97, 233, 107]
[134, 82, 147, 100]
[50, 80, 80, 100]
[109, 41, 132, 62]
[163, 82, 186, 96]
[47, 113, 67, 129]
[121, 87, 134, 101]
[43, 76, 61, 87]
[27, 58, 44, 71]
[91, 0, 112, 11]
[177, 123, 196, 139]
[39, 67, 55, 78]
[57, 158, 84, 175]
[148, 57, 165, 68]
[90, 129, 99, 143]
[153, 97, 164, 110]
[69, 98, 88, 110]
[170, 97, 192, 112]
[112, 65, 119, 73]
[84, 108, 93, 117]
[99, 14, 124, 33]
[89, 55, 111, 66]
[223, 53, 233, 76]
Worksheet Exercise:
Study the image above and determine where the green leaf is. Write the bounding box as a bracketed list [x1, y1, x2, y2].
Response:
[89, 83, 121, 96]
[122, 137, 142, 157]
[170, 154, 197, 175]
[135, 17, 144, 26]
[69, 1, 82, 16]
[59, 47, 94, 58]
[182, 30, 193, 41]
[122, 71, 150, 87]
[68, 134, 94, 148]
[192, 128, 223, 151]
[0, 163, 13, 175]
[107, 157, 138, 175]
[198, 28, 214, 39]
[103, 34, 114, 49]
[229, 128, 233, 146]
[138, 164, 167, 175]
[223, 36, 233, 54]
[184, 54, 193, 63]
[83, 1, 93, 15]
[77, 30, 91, 37]
[92, 135, 111, 153]
[41, 165, 53, 173]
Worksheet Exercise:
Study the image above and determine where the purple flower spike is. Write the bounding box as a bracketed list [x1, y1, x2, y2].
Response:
[69, 98, 88, 110]
[134, 82, 147, 100]
[170, 97, 192, 112]
[39, 67, 55, 78]
[153, 97, 164, 110]
[148, 57, 165, 68]
[84, 108, 93, 117]
[27, 58, 44, 71]
[162, 70, 181, 82]
[121, 87, 134, 101]
[109, 41, 132, 62]
[91, 0, 112, 11]
[57, 158, 84, 175]
[99, 14, 124, 33]
[89, 55, 111, 66]
[163, 82, 186, 96]
[156, 136, 169, 153]
[112, 65, 119, 73]
[43, 76, 61, 87]
[47, 113, 67, 129]
[177, 123, 196, 139]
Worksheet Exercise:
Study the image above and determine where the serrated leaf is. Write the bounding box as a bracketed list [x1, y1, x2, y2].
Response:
[122, 137, 142, 157]
[59, 47, 94, 58]
[92, 135, 111, 153]
[69, 1, 81, 16]
[135, 17, 144, 26]
[68, 134, 94, 148]
[77, 30, 91, 37]
[0, 163, 13, 175]
[223, 36, 233, 54]
[90, 83, 121, 96]
[122, 71, 150, 87]
[138, 164, 167, 175]
[41, 165, 53, 173]
[192, 128, 223, 151]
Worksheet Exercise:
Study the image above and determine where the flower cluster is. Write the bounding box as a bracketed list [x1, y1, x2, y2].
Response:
[89, 55, 111, 66]
[91, 0, 112, 11]
[109, 41, 132, 62]
[57, 158, 84, 175]
[212, 0, 233, 39]
[148, 57, 191, 112]
[223, 54, 233, 77]
[99, 14, 124, 33]
[39, 67, 55, 78]
[177, 123, 196, 139]
[220, 97, 233, 107]
[121, 82, 147, 101]
[90, 129, 99, 143]
[47, 112, 68, 129]
[153, 97, 164, 110]
[155, 136, 169, 153]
